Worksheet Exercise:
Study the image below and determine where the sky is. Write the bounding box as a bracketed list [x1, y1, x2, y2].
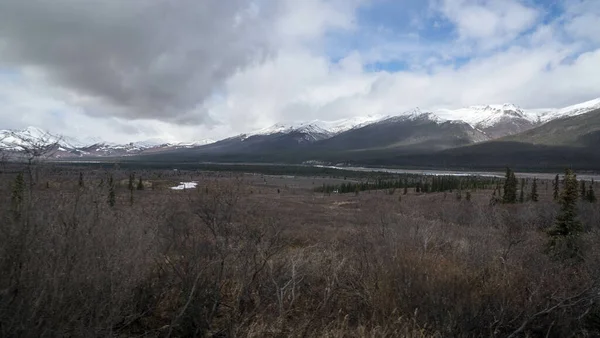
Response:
[0, 0, 599, 143]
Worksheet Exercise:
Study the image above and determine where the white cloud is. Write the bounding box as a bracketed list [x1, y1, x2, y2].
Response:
[563, 0, 600, 45]
[433, 0, 540, 50]
[0, 0, 599, 143]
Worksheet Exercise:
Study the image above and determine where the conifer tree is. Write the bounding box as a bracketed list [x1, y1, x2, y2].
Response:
[581, 180, 587, 200]
[547, 169, 583, 261]
[108, 174, 116, 207]
[553, 174, 560, 201]
[137, 177, 144, 190]
[519, 178, 525, 203]
[128, 173, 135, 191]
[530, 178, 539, 202]
[490, 188, 500, 206]
[587, 183, 597, 203]
[78, 172, 84, 188]
[465, 191, 472, 201]
[11, 172, 25, 220]
[502, 168, 518, 204]
[403, 179, 408, 195]
[128, 173, 135, 205]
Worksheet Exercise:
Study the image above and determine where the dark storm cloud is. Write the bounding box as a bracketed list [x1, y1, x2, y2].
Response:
[0, 0, 277, 123]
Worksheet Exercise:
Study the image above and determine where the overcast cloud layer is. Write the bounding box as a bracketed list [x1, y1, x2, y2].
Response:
[0, 0, 599, 143]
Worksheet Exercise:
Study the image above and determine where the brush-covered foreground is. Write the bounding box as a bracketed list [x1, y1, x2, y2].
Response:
[1, 165, 600, 337]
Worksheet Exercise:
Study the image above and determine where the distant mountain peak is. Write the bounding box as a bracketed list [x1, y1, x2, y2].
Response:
[384, 108, 445, 124]
[2, 97, 600, 159]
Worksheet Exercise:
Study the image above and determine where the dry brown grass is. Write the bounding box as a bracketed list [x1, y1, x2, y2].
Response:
[0, 166, 599, 337]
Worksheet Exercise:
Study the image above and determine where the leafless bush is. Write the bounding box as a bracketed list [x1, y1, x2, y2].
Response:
[0, 168, 599, 337]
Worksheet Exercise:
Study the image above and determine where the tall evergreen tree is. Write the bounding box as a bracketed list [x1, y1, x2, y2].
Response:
[128, 173, 135, 191]
[11, 172, 25, 220]
[78, 172, 84, 188]
[587, 183, 597, 203]
[403, 179, 408, 195]
[502, 168, 518, 204]
[553, 174, 560, 201]
[519, 178, 525, 203]
[137, 177, 144, 190]
[547, 169, 583, 261]
[108, 174, 116, 207]
[530, 178, 539, 202]
[581, 180, 587, 200]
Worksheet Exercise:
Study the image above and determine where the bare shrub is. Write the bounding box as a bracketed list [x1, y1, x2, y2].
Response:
[0, 168, 599, 337]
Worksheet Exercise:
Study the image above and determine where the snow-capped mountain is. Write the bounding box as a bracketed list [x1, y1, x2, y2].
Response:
[2, 97, 599, 159]
[534, 98, 600, 123]
[244, 114, 387, 140]
[434, 104, 537, 138]
[314, 114, 388, 134]
[435, 98, 600, 132]
[0, 127, 79, 152]
[384, 108, 446, 124]
[245, 123, 332, 140]
[0, 127, 215, 158]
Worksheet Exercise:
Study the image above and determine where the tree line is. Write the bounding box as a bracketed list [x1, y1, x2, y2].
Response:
[315, 174, 503, 195]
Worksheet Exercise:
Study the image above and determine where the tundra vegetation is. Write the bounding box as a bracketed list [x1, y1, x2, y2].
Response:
[1, 162, 600, 337]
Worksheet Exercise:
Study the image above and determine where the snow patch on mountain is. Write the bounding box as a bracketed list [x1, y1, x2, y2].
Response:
[246, 114, 388, 139]
[316, 115, 388, 133]
[535, 97, 600, 123]
[435, 103, 535, 129]
[1, 126, 216, 156]
[2, 97, 599, 157]
[0, 127, 78, 151]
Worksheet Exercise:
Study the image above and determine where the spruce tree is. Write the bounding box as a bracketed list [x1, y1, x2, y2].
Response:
[547, 169, 583, 261]
[490, 188, 500, 206]
[128, 173, 135, 191]
[502, 168, 518, 204]
[553, 174, 560, 201]
[137, 177, 144, 190]
[403, 179, 408, 195]
[587, 183, 597, 203]
[519, 178, 525, 203]
[465, 191, 472, 201]
[530, 178, 539, 202]
[108, 174, 116, 207]
[78, 172, 84, 188]
[581, 180, 587, 200]
[11, 172, 25, 220]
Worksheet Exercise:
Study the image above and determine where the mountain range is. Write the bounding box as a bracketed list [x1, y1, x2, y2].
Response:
[2, 97, 600, 170]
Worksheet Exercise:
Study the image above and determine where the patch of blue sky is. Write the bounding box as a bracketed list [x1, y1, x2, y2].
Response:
[363, 60, 410, 72]
[324, 0, 461, 72]
[0, 68, 21, 82]
[324, 0, 585, 73]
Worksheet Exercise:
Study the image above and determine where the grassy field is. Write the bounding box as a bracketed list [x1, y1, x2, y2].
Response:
[1, 164, 599, 337]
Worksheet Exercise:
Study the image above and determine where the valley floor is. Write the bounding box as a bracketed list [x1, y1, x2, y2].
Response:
[1, 165, 599, 337]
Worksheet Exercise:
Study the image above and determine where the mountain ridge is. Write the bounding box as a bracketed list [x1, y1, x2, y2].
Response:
[2, 97, 599, 159]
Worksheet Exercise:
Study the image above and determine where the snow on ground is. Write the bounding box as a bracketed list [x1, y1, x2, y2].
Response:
[171, 182, 198, 190]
